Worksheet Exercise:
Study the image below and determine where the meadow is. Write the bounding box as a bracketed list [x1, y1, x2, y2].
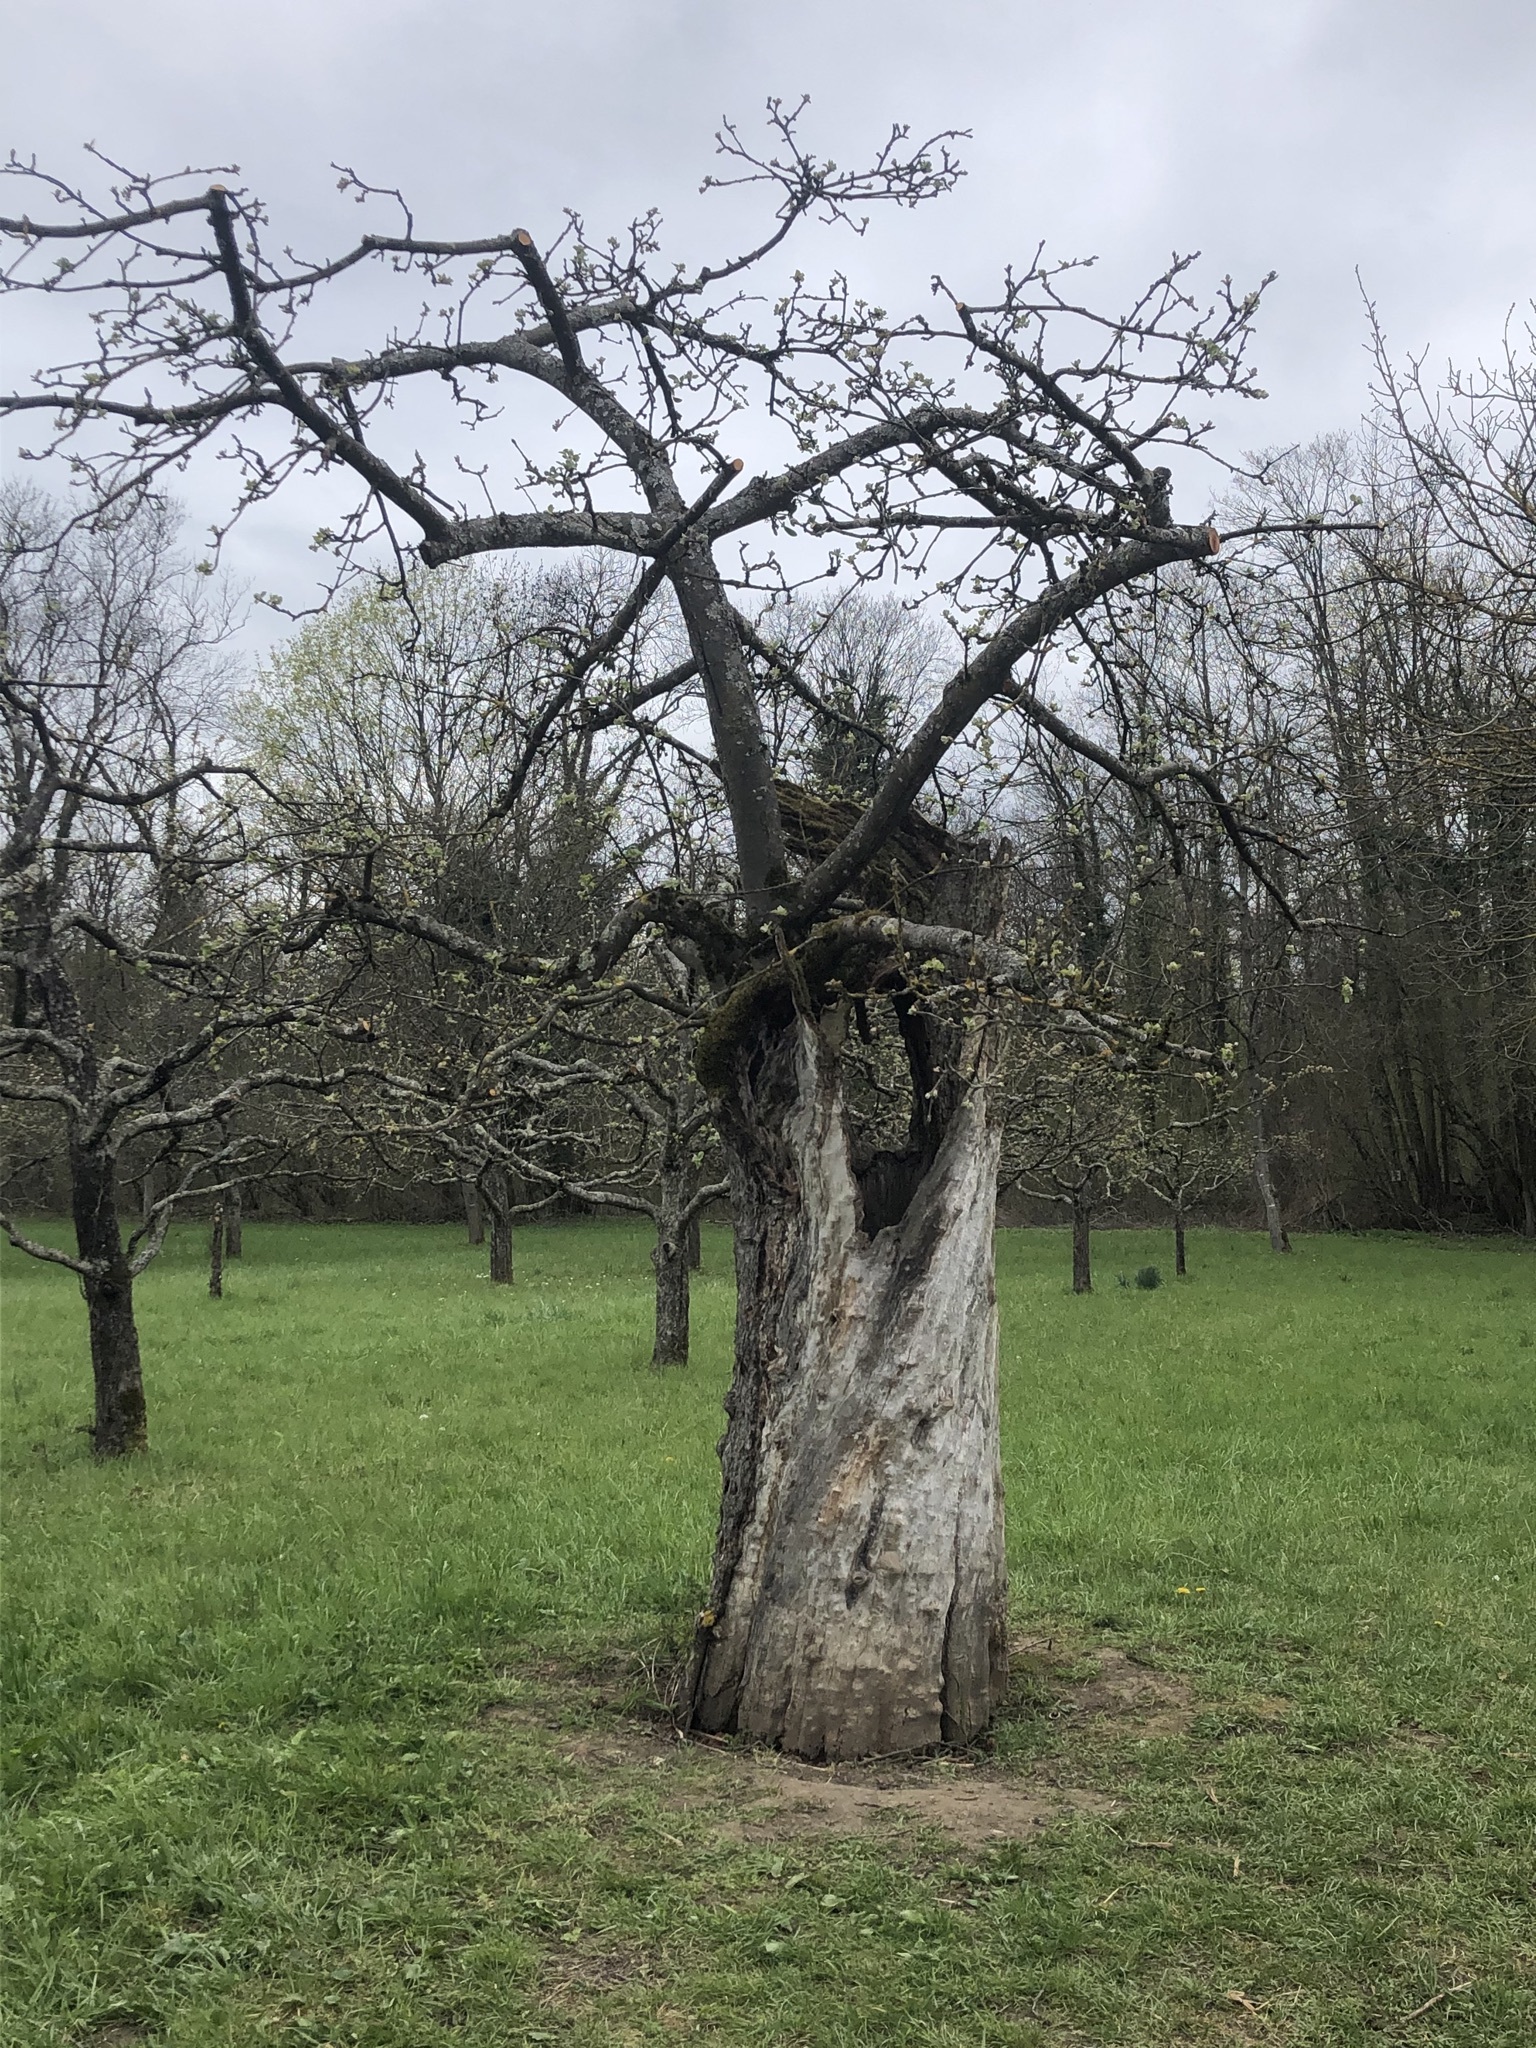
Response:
[2, 1220, 1532, 2048]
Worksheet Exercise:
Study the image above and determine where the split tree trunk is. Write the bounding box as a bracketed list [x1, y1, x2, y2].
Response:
[1071, 1198, 1093, 1294]
[223, 1182, 243, 1259]
[689, 1012, 1008, 1761]
[651, 1219, 690, 1367]
[70, 1142, 147, 1456]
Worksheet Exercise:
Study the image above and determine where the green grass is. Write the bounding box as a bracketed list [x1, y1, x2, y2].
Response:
[2, 1220, 1533, 2047]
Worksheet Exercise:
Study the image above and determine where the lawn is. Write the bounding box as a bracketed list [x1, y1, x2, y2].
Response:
[2, 1220, 1532, 2047]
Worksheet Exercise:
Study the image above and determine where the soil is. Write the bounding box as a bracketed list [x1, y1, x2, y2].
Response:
[484, 1636, 1205, 1849]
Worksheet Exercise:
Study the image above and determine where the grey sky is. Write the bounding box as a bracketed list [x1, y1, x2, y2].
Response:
[5, 0, 1535, 600]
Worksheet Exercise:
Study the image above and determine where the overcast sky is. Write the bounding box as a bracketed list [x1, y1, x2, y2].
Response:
[5, 0, 1535, 603]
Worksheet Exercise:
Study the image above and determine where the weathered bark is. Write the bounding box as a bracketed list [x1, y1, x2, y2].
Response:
[223, 1181, 243, 1258]
[689, 1011, 1007, 1761]
[686, 1211, 702, 1271]
[70, 1143, 147, 1456]
[461, 1176, 485, 1246]
[1071, 1198, 1093, 1294]
[208, 1203, 224, 1298]
[1174, 1201, 1188, 1278]
[651, 1222, 690, 1367]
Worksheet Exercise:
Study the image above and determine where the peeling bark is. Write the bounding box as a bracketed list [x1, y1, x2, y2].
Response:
[690, 1012, 1007, 1761]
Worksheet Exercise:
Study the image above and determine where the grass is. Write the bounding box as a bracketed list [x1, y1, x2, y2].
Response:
[2, 1218, 1533, 2047]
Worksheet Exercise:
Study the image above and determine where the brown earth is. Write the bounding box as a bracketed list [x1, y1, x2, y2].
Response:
[484, 1635, 1209, 1849]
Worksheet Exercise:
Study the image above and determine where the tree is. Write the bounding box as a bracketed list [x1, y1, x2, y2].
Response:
[0, 489, 372, 1453]
[551, 946, 731, 1366]
[1135, 1082, 1242, 1276]
[2, 115, 1286, 1751]
[1003, 1047, 1140, 1293]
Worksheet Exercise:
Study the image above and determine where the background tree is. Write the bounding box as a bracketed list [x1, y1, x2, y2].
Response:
[0, 489, 372, 1452]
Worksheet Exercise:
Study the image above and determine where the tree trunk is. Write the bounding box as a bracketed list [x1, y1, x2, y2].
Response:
[686, 1211, 702, 1270]
[689, 1011, 1007, 1761]
[223, 1181, 243, 1258]
[488, 1204, 513, 1285]
[208, 1203, 224, 1298]
[71, 1143, 147, 1456]
[1071, 1197, 1093, 1294]
[1174, 1200, 1187, 1278]
[482, 1166, 513, 1284]
[652, 1220, 690, 1367]
[461, 1176, 485, 1246]
[1245, 1071, 1292, 1252]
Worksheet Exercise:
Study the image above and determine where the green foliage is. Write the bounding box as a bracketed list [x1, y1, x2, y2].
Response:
[3, 1222, 1533, 2045]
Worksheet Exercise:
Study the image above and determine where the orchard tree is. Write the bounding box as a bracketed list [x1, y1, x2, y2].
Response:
[2, 113, 1303, 1754]
[0, 489, 373, 1452]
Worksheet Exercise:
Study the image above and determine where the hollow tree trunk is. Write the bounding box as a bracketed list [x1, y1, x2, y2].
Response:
[223, 1181, 243, 1258]
[1071, 1197, 1093, 1294]
[208, 1203, 224, 1299]
[1174, 1200, 1187, 1278]
[651, 1216, 690, 1367]
[689, 1012, 1007, 1761]
[70, 1142, 147, 1456]
[461, 1176, 485, 1247]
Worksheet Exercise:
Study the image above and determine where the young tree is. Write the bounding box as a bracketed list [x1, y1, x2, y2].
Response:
[1135, 1081, 1242, 1276]
[3, 118, 1288, 1750]
[552, 947, 730, 1366]
[1003, 1048, 1140, 1293]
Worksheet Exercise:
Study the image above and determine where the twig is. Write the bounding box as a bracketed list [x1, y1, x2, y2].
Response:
[1399, 1983, 1471, 2025]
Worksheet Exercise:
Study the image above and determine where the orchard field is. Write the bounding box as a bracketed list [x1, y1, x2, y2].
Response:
[2, 1222, 1533, 2047]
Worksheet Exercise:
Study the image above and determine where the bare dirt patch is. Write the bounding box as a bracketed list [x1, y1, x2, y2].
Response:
[1014, 1637, 1199, 1739]
[519, 1716, 1121, 1845]
[481, 1635, 1214, 1847]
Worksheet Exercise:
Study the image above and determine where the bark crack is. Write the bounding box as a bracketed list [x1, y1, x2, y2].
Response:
[845, 1486, 888, 1607]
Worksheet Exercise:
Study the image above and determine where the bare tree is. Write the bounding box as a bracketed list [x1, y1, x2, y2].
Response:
[2, 115, 1290, 1751]
[0, 490, 372, 1452]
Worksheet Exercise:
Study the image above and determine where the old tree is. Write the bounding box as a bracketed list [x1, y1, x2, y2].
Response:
[2, 113, 1282, 1756]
